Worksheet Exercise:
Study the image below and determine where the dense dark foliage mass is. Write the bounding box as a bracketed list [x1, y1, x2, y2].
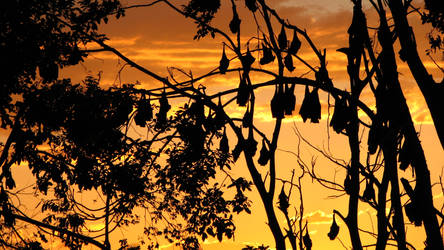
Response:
[422, 0, 444, 51]
[0, 1, 251, 249]
[0, 0, 124, 126]
[1, 0, 444, 249]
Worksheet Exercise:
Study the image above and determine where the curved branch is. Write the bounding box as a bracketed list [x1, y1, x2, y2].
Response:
[9, 212, 106, 249]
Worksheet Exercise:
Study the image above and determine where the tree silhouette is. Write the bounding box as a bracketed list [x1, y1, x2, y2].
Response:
[1, 1, 250, 249]
[1, 0, 443, 249]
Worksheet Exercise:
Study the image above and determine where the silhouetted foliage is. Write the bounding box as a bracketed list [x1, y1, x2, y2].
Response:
[2, 0, 444, 249]
[421, 0, 444, 52]
[183, 0, 221, 39]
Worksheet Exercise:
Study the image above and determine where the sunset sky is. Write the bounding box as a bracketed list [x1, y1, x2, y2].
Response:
[11, 0, 444, 249]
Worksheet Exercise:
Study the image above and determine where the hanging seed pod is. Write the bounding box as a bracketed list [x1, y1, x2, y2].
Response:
[232, 140, 243, 162]
[259, 44, 275, 65]
[288, 29, 302, 55]
[278, 24, 287, 50]
[242, 105, 253, 128]
[236, 75, 250, 107]
[299, 85, 311, 122]
[245, 0, 257, 12]
[399, 137, 414, 171]
[303, 227, 312, 250]
[309, 88, 321, 123]
[278, 186, 289, 212]
[134, 95, 153, 127]
[362, 179, 375, 202]
[219, 127, 229, 154]
[229, 10, 241, 34]
[329, 96, 349, 133]
[284, 84, 296, 115]
[245, 135, 258, 157]
[242, 45, 255, 73]
[284, 53, 295, 72]
[328, 215, 340, 240]
[219, 45, 230, 74]
[257, 139, 270, 166]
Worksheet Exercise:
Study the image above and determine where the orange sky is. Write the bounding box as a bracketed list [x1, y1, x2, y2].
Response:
[10, 0, 444, 249]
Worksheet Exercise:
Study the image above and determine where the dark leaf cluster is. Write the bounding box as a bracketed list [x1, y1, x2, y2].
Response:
[0, 0, 124, 128]
[183, 0, 221, 39]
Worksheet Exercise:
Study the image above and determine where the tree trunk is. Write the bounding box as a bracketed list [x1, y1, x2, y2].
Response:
[376, 167, 390, 250]
[387, 0, 444, 150]
[244, 153, 286, 249]
[381, 132, 407, 249]
[377, 6, 443, 249]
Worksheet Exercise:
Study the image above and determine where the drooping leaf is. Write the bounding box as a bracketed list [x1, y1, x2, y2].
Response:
[278, 24, 287, 50]
[219, 46, 230, 74]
